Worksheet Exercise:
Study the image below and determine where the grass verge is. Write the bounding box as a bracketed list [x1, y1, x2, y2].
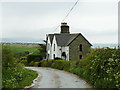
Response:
[15, 68, 38, 88]
[2, 67, 38, 88]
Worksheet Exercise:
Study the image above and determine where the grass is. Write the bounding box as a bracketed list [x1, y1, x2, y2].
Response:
[9, 45, 39, 54]
[16, 68, 38, 88]
[2, 67, 38, 88]
[4, 45, 40, 58]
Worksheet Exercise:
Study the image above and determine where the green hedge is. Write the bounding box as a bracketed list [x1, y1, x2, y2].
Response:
[40, 48, 120, 89]
[2, 46, 38, 88]
[27, 54, 43, 64]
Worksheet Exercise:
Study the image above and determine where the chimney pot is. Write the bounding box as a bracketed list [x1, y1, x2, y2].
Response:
[60, 22, 70, 33]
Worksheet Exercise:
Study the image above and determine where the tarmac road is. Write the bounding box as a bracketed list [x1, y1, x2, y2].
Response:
[25, 67, 93, 88]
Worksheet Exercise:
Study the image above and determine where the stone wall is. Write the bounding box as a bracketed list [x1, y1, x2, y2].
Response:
[69, 35, 91, 61]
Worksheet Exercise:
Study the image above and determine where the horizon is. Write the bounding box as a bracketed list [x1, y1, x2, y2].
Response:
[1, 41, 119, 49]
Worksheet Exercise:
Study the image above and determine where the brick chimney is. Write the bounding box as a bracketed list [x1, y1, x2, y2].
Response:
[60, 22, 70, 33]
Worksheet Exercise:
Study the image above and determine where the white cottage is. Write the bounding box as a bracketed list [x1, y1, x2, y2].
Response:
[46, 22, 92, 61]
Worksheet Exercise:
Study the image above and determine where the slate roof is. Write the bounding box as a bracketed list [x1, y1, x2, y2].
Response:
[48, 33, 92, 46]
[55, 34, 79, 46]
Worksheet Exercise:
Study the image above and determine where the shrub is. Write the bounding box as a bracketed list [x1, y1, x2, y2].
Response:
[20, 60, 27, 66]
[27, 54, 43, 64]
[20, 56, 27, 60]
[40, 59, 53, 67]
[2, 47, 38, 88]
[2, 47, 16, 68]
[82, 48, 120, 88]
[33, 62, 39, 67]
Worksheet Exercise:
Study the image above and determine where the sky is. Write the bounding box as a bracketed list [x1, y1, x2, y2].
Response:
[0, 0, 119, 44]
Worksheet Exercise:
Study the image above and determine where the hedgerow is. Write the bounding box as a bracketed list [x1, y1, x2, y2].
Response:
[27, 54, 43, 64]
[2, 47, 38, 88]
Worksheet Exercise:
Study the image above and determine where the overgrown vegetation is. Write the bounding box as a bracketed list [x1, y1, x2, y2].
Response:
[39, 48, 120, 89]
[2, 46, 38, 88]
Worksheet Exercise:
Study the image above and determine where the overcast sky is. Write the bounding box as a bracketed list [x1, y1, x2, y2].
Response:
[1, 0, 119, 44]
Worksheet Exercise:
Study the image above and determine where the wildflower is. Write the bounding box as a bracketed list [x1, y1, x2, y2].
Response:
[106, 70, 110, 73]
[109, 79, 112, 81]
[90, 67, 92, 69]
[116, 84, 119, 87]
[108, 58, 114, 62]
[101, 66, 104, 69]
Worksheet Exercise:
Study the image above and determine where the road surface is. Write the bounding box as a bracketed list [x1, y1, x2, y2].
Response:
[25, 67, 93, 88]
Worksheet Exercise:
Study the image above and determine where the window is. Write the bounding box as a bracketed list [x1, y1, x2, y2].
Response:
[62, 52, 66, 60]
[79, 55, 82, 59]
[54, 44, 55, 51]
[79, 44, 82, 51]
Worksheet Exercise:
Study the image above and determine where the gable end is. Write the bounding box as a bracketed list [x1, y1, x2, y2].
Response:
[67, 33, 92, 46]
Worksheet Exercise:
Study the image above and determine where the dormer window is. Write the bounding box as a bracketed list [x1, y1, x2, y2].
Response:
[54, 44, 55, 51]
[79, 44, 82, 51]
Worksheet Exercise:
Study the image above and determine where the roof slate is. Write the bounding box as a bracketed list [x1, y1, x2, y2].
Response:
[55, 34, 79, 46]
[48, 33, 92, 46]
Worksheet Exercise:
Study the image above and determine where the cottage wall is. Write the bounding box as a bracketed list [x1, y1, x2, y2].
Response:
[46, 36, 52, 59]
[56, 46, 61, 58]
[69, 35, 91, 61]
[51, 36, 69, 60]
[61, 46, 69, 61]
[51, 36, 57, 59]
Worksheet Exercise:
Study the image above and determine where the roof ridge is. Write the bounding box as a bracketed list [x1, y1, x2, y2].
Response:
[53, 33, 80, 34]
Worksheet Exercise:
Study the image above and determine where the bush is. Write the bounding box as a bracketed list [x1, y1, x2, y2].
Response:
[20, 60, 27, 66]
[2, 47, 16, 68]
[2, 46, 38, 88]
[27, 54, 43, 64]
[34, 62, 40, 67]
[40, 59, 53, 67]
[20, 56, 27, 60]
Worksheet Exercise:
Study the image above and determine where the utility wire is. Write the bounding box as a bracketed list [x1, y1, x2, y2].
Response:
[62, 0, 79, 22]
[51, 0, 79, 33]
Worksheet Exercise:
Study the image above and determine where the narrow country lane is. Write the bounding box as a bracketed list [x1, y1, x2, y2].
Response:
[25, 67, 93, 88]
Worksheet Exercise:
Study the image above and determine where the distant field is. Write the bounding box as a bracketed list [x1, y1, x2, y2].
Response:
[2, 43, 40, 58]
[9, 45, 39, 53]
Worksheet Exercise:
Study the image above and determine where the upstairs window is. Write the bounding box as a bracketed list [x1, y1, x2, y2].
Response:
[79, 44, 82, 51]
[54, 44, 55, 51]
